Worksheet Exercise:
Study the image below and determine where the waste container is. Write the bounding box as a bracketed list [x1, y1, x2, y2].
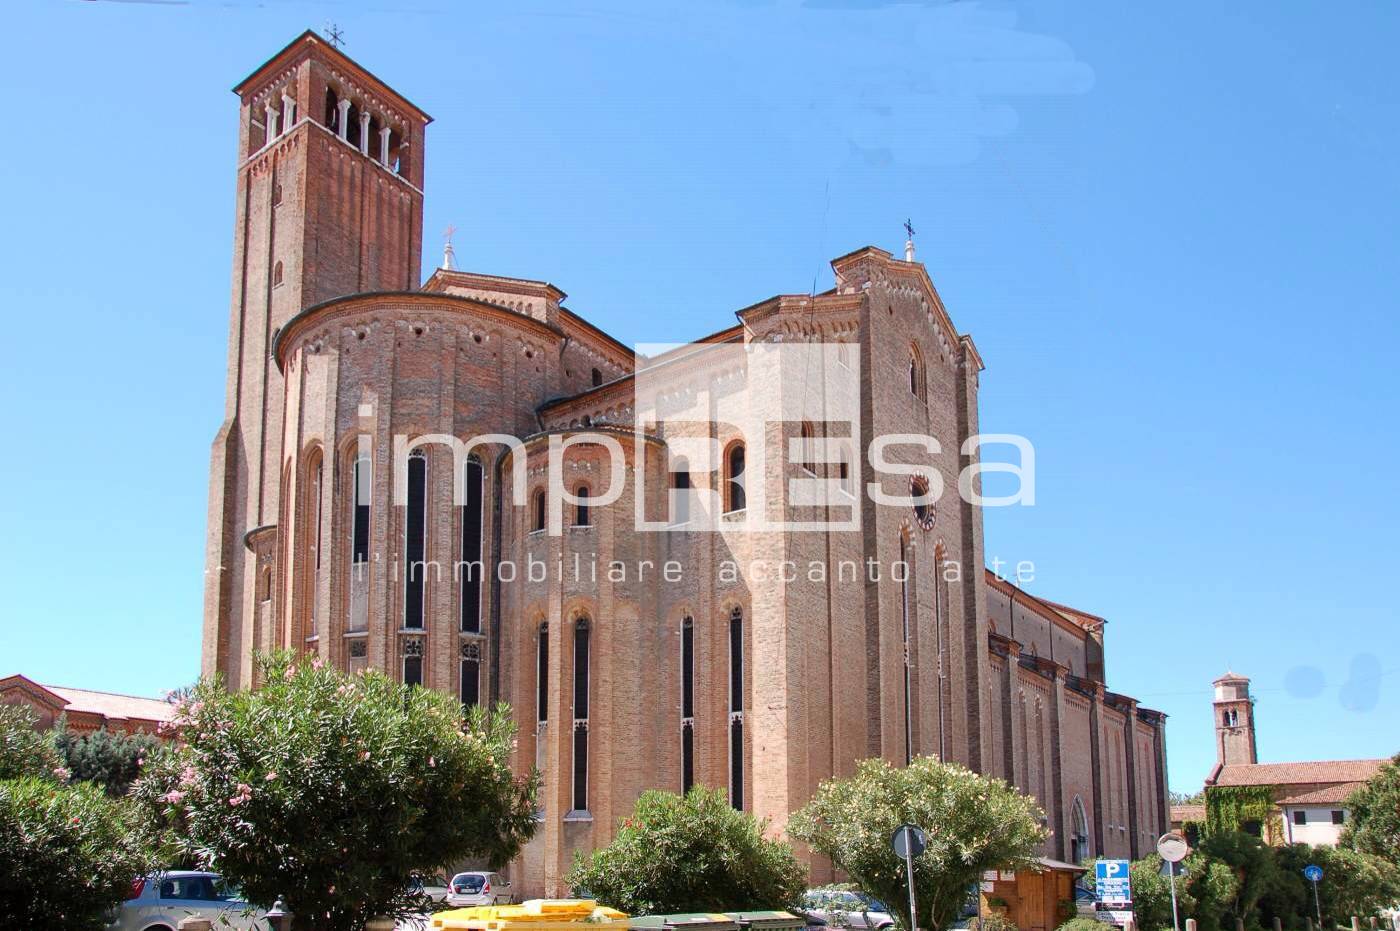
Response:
[728, 912, 806, 929]
[432, 899, 630, 931]
[630, 914, 740, 931]
[725, 912, 804, 931]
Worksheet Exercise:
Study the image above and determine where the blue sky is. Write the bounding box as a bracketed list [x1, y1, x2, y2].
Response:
[1, 1, 1396, 793]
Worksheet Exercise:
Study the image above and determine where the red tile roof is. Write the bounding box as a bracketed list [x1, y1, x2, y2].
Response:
[1275, 783, 1367, 806]
[43, 685, 173, 724]
[1170, 804, 1206, 823]
[1211, 759, 1384, 788]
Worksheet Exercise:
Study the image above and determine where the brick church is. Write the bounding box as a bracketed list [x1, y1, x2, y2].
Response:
[203, 31, 1170, 897]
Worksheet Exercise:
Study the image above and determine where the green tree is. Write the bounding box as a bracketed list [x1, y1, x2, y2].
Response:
[0, 776, 158, 931]
[53, 722, 161, 796]
[0, 702, 64, 781]
[133, 652, 538, 931]
[1089, 854, 1236, 931]
[789, 755, 1047, 931]
[1197, 830, 1278, 928]
[1340, 753, 1400, 865]
[567, 786, 807, 914]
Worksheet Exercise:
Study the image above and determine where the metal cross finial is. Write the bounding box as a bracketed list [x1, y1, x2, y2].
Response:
[903, 218, 916, 240]
[443, 224, 457, 244]
[325, 23, 345, 48]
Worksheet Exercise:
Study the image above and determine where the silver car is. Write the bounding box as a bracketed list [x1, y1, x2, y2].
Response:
[107, 871, 268, 931]
[445, 871, 514, 908]
[801, 890, 895, 931]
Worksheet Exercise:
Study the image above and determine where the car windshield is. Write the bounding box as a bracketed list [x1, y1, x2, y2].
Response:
[452, 874, 486, 892]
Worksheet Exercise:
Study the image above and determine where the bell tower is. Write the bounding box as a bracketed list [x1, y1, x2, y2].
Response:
[1213, 671, 1258, 766]
[203, 31, 431, 687]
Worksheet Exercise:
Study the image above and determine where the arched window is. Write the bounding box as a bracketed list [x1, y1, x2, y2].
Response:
[573, 485, 591, 527]
[799, 421, 816, 475]
[680, 615, 695, 794]
[272, 261, 284, 287]
[908, 344, 926, 401]
[728, 606, 744, 810]
[591, 367, 603, 387]
[324, 88, 339, 130]
[1070, 796, 1090, 864]
[299, 448, 324, 643]
[536, 622, 549, 728]
[724, 443, 746, 514]
[403, 450, 427, 630]
[531, 488, 546, 533]
[572, 617, 591, 813]
[459, 456, 484, 634]
[670, 457, 691, 525]
[460, 640, 480, 709]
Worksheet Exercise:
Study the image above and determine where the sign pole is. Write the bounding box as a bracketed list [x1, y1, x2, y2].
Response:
[905, 847, 919, 931]
[892, 825, 927, 931]
[1168, 867, 1180, 931]
[1312, 878, 1321, 927]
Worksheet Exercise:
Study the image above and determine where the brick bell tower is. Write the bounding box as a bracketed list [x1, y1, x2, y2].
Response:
[1213, 670, 1258, 766]
[203, 31, 431, 687]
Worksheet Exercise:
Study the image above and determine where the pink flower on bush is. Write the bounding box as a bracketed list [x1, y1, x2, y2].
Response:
[360, 750, 371, 761]
[163, 789, 186, 805]
[228, 783, 253, 807]
[312, 657, 326, 670]
[52, 766, 70, 781]
[265, 772, 278, 781]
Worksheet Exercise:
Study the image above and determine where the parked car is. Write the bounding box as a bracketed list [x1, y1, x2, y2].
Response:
[410, 873, 452, 905]
[446, 871, 514, 907]
[107, 871, 267, 931]
[801, 890, 895, 930]
[1074, 882, 1099, 919]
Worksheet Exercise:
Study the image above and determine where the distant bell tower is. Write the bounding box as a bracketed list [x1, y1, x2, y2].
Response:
[1213, 671, 1258, 766]
[203, 31, 431, 687]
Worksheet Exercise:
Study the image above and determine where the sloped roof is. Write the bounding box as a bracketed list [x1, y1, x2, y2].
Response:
[44, 685, 173, 724]
[1276, 783, 1367, 806]
[1211, 759, 1383, 788]
[0, 674, 172, 725]
[1171, 804, 1207, 823]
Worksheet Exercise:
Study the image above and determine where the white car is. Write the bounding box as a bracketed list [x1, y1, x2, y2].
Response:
[410, 874, 453, 904]
[446, 871, 514, 907]
[801, 890, 895, 930]
[107, 871, 268, 931]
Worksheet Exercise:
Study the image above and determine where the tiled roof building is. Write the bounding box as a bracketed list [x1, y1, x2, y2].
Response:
[0, 674, 172, 735]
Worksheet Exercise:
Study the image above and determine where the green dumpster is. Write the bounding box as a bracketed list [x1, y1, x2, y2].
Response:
[725, 911, 804, 931]
[630, 914, 740, 931]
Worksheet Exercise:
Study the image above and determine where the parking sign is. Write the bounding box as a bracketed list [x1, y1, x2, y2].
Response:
[1096, 860, 1132, 907]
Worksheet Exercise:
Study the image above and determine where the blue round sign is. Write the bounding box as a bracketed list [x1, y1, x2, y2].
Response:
[1303, 865, 1323, 883]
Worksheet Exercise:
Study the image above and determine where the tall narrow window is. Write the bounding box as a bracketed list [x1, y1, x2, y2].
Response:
[460, 641, 480, 709]
[531, 488, 546, 532]
[574, 485, 591, 527]
[725, 443, 746, 513]
[352, 456, 371, 566]
[728, 606, 744, 809]
[591, 367, 603, 386]
[404, 450, 427, 630]
[460, 457, 484, 633]
[909, 344, 926, 400]
[670, 459, 691, 525]
[572, 617, 591, 813]
[799, 422, 816, 475]
[311, 456, 323, 572]
[681, 616, 695, 794]
[899, 537, 913, 765]
[273, 261, 284, 287]
[536, 622, 549, 727]
[403, 640, 423, 687]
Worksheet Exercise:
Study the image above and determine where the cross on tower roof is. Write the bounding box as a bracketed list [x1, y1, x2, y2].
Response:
[324, 23, 345, 49]
[903, 218, 916, 240]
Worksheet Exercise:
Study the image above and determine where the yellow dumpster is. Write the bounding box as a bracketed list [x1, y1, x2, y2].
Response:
[431, 899, 630, 931]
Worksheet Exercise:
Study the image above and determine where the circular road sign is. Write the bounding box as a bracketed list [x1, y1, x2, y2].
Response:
[1156, 832, 1190, 863]
[892, 824, 929, 859]
[1303, 865, 1323, 883]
